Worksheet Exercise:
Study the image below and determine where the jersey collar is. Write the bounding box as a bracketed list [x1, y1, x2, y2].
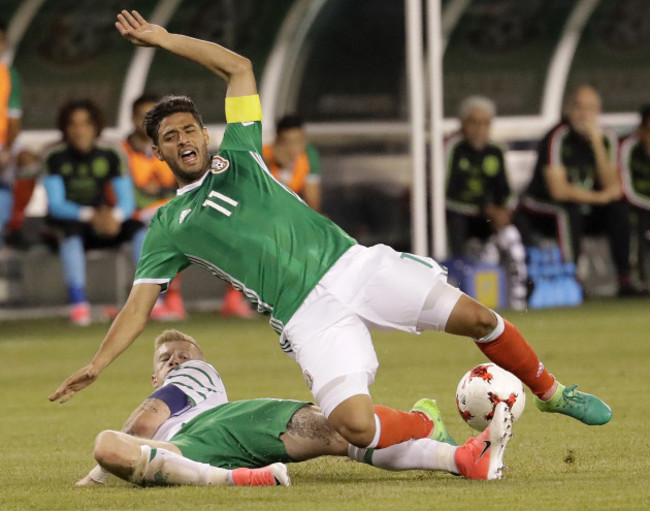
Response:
[176, 169, 210, 196]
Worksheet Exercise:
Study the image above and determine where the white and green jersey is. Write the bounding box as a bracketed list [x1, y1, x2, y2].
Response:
[152, 360, 228, 442]
[134, 95, 356, 333]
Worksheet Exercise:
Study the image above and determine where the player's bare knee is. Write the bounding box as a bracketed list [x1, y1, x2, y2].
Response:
[473, 306, 497, 338]
[93, 430, 120, 465]
[330, 413, 375, 447]
[446, 295, 497, 338]
[322, 388, 375, 446]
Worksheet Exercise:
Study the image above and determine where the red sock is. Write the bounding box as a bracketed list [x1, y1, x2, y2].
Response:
[373, 405, 433, 448]
[230, 467, 276, 486]
[475, 320, 555, 398]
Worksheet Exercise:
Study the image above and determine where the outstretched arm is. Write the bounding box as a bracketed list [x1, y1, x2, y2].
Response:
[115, 10, 256, 98]
[49, 283, 160, 404]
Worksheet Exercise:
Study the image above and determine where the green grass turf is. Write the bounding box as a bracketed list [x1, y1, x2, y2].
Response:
[1, 299, 649, 510]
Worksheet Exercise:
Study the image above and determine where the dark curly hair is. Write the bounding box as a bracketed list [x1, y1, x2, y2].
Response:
[276, 114, 304, 135]
[57, 99, 104, 139]
[132, 92, 160, 115]
[144, 95, 204, 144]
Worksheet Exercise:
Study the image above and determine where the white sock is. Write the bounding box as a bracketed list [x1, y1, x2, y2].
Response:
[348, 439, 458, 474]
[88, 464, 111, 483]
[475, 310, 505, 343]
[365, 414, 382, 449]
[132, 445, 230, 486]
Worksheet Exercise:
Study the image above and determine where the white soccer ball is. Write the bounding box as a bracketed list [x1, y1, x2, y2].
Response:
[456, 363, 526, 431]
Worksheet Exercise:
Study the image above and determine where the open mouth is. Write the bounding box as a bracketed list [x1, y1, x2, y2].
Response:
[181, 148, 198, 165]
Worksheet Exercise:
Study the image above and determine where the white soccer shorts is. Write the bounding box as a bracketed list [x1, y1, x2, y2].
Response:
[280, 244, 458, 417]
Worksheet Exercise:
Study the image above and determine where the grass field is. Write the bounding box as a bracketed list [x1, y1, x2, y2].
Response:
[1, 299, 649, 510]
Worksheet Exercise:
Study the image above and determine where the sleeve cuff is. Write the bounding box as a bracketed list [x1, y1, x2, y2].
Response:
[225, 94, 263, 123]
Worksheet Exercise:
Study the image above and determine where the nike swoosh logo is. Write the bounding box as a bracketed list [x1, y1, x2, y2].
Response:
[476, 440, 491, 463]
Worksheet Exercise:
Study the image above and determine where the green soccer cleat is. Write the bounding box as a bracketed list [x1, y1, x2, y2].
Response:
[411, 398, 458, 446]
[534, 383, 613, 425]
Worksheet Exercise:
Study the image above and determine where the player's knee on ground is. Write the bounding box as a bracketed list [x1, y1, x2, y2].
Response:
[445, 295, 497, 339]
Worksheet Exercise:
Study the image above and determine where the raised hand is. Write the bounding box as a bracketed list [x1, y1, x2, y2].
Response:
[583, 117, 604, 148]
[115, 10, 168, 48]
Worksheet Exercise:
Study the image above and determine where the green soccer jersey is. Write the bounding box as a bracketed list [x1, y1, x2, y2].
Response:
[135, 96, 355, 333]
[170, 398, 308, 469]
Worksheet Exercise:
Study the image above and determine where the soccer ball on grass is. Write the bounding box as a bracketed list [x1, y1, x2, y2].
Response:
[456, 363, 526, 431]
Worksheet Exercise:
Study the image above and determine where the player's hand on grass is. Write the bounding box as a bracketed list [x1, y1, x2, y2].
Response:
[115, 10, 168, 48]
[48, 365, 99, 404]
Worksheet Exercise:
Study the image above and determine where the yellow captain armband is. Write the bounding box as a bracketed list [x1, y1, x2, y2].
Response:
[225, 94, 263, 123]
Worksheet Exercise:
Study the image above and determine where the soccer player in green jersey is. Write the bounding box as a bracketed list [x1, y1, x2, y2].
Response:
[77, 329, 514, 486]
[51, 10, 612, 456]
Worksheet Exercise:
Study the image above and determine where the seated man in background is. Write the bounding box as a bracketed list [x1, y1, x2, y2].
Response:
[2, 146, 41, 249]
[123, 94, 186, 320]
[516, 85, 640, 297]
[263, 114, 321, 212]
[445, 96, 528, 309]
[76, 329, 514, 487]
[42, 99, 145, 325]
[619, 104, 650, 290]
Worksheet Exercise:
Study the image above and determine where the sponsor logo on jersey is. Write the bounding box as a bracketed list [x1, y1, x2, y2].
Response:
[179, 208, 192, 224]
[210, 155, 230, 174]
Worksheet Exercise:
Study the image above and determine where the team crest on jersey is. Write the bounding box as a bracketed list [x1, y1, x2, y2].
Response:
[210, 155, 230, 174]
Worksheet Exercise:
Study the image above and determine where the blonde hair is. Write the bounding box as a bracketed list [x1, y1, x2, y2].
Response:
[153, 329, 204, 358]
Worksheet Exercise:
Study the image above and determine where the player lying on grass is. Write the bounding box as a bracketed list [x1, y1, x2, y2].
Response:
[52, 10, 611, 459]
[77, 329, 514, 487]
